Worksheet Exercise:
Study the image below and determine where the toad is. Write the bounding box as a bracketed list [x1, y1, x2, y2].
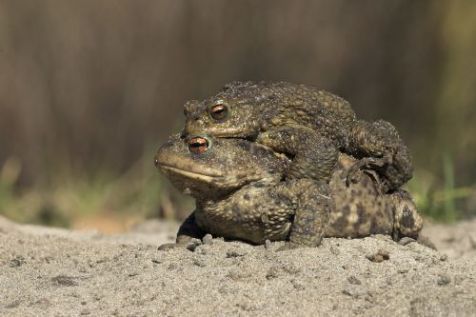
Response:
[155, 134, 422, 249]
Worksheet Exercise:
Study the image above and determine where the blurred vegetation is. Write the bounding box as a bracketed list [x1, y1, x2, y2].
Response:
[0, 1, 475, 229]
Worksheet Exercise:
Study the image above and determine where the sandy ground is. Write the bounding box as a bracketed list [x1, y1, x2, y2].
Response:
[1, 216, 475, 317]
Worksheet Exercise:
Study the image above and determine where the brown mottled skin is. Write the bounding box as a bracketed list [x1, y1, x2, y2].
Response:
[183, 81, 413, 193]
[155, 134, 422, 249]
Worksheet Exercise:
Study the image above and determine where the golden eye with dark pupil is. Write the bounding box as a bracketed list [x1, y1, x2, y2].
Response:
[188, 137, 209, 154]
[210, 103, 228, 120]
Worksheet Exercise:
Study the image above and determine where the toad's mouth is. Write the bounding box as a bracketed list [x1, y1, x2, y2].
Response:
[186, 126, 259, 141]
[210, 131, 256, 140]
[159, 164, 268, 191]
[159, 165, 224, 183]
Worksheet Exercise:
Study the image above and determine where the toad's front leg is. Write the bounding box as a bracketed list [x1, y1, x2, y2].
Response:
[257, 126, 338, 182]
[158, 211, 206, 251]
[277, 179, 333, 250]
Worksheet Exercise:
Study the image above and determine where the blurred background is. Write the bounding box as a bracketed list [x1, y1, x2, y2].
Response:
[1, 0, 475, 232]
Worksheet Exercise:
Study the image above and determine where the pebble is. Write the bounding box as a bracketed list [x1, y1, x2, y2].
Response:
[330, 245, 340, 255]
[366, 249, 390, 263]
[437, 274, 451, 286]
[202, 234, 213, 245]
[398, 237, 416, 246]
[264, 239, 272, 250]
[348, 276, 362, 285]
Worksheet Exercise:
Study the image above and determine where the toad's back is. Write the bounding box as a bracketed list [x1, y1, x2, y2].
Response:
[221, 81, 357, 145]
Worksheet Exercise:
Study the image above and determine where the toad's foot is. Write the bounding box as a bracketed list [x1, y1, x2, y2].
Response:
[158, 211, 207, 251]
[345, 156, 389, 189]
[257, 126, 338, 182]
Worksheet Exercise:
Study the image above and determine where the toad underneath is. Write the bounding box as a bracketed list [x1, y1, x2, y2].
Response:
[155, 134, 422, 249]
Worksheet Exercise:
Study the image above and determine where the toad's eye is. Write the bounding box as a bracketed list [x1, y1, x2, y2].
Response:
[209, 102, 229, 121]
[188, 137, 210, 155]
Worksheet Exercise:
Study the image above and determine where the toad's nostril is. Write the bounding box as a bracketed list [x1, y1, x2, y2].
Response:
[180, 130, 187, 139]
[183, 100, 200, 115]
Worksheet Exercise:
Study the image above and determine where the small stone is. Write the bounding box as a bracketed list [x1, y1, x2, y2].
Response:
[51, 275, 78, 287]
[202, 234, 213, 245]
[9, 256, 25, 268]
[192, 258, 206, 267]
[167, 263, 177, 271]
[366, 249, 390, 263]
[266, 265, 280, 279]
[347, 276, 362, 285]
[437, 274, 451, 286]
[439, 254, 448, 262]
[281, 262, 301, 275]
[226, 250, 245, 258]
[227, 268, 252, 281]
[342, 286, 365, 298]
[69, 292, 81, 298]
[414, 255, 424, 262]
[195, 247, 207, 255]
[32, 298, 51, 309]
[290, 279, 305, 291]
[80, 309, 91, 315]
[365, 290, 377, 303]
[264, 239, 272, 250]
[398, 237, 416, 246]
[330, 245, 340, 255]
[157, 243, 175, 251]
[186, 239, 202, 252]
[5, 300, 21, 309]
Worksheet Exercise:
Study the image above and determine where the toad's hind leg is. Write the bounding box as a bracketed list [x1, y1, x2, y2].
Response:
[347, 120, 413, 192]
[257, 126, 338, 182]
[389, 190, 423, 240]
